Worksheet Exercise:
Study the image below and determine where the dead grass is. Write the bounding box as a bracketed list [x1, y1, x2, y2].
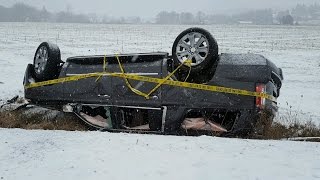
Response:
[264, 121, 320, 140]
[0, 110, 89, 131]
[253, 109, 320, 141]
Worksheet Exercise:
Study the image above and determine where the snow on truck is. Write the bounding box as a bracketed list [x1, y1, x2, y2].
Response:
[23, 27, 283, 137]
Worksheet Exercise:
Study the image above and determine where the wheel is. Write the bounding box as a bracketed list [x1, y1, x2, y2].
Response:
[33, 42, 61, 81]
[172, 27, 219, 73]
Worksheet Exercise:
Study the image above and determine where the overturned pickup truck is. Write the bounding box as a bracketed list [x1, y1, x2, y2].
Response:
[23, 28, 283, 136]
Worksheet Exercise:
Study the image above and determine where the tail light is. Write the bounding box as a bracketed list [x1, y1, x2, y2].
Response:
[256, 84, 266, 109]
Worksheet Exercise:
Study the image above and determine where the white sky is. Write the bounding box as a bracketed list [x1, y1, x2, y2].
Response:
[0, 0, 318, 17]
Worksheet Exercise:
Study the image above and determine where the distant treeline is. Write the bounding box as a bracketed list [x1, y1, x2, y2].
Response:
[0, 3, 90, 23]
[155, 10, 274, 25]
[0, 3, 320, 25]
[156, 3, 320, 25]
[0, 3, 142, 24]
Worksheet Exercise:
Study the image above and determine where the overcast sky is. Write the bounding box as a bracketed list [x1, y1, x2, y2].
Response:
[0, 0, 318, 17]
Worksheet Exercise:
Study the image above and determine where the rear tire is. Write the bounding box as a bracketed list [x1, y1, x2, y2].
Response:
[33, 42, 61, 81]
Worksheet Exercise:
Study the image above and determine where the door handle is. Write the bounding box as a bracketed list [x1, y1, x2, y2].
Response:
[151, 95, 159, 100]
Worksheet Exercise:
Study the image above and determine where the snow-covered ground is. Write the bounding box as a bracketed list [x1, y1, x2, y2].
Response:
[0, 23, 319, 123]
[0, 128, 319, 180]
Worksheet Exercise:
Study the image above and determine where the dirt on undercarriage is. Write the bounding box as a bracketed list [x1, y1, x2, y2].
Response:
[1, 98, 320, 141]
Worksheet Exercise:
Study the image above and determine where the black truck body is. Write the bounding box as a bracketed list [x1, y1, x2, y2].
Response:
[24, 52, 283, 135]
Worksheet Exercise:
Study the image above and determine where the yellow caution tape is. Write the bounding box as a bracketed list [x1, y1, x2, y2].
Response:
[114, 54, 150, 98]
[146, 59, 192, 98]
[25, 73, 98, 89]
[24, 57, 276, 102]
[108, 73, 276, 101]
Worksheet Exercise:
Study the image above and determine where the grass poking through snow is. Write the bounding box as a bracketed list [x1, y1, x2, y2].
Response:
[265, 121, 320, 141]
[0, 109, 89, 131]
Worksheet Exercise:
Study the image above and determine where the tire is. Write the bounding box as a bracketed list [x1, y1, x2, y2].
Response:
[172, 27, 219, 73]
[33, 42, 61, 81]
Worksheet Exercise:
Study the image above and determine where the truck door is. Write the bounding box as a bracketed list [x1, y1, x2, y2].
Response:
[62, 59, 113, 104]
[111, 54, 166, 107]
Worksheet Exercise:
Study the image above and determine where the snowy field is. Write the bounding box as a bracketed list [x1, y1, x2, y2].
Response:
[0, 128, 320, 180]
[0, 23, 320, 179]
[0, 23, 319, 123]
